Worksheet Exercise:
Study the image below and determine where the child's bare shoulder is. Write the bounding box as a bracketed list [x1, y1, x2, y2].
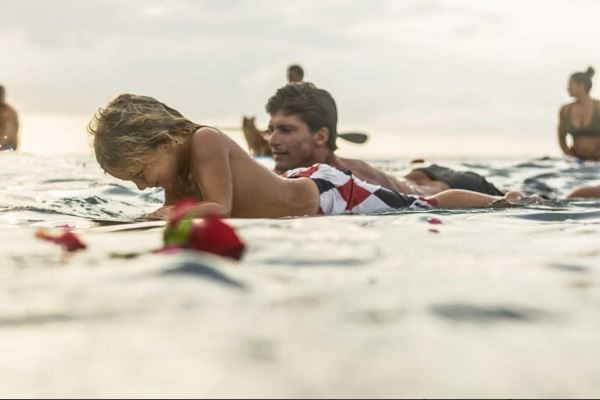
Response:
[188, 127, 231, 157]
[192, 126, 224, 141]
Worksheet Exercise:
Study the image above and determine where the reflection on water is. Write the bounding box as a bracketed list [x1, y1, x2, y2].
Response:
[0, 152, 598, 227]
[0, 153, 163, 225]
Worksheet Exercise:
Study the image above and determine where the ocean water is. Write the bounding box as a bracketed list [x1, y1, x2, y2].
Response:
[0, 152, 599, 228]
[0, 151, 599, 397]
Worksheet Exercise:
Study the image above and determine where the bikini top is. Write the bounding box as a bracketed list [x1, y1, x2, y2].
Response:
[566, 101, 600, 137]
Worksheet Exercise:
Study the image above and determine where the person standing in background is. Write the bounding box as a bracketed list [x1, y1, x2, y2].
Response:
[558, 67, 600, 160]
[0, 85, 19, 151]
[287, 65, 304, 83]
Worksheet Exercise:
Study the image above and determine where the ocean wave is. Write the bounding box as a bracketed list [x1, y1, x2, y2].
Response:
[1, 153, 598, 226]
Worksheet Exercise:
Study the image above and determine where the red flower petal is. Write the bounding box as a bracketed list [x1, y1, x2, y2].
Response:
[54, 231, 87, 251]
[169, 198, 198, 225]
[153, 245, 183, 254]
[189, 216, 245, 260]
[35, 229, 87, 252]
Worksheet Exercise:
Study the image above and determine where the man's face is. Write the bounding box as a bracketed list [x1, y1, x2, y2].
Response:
[268, 112, 317, 173]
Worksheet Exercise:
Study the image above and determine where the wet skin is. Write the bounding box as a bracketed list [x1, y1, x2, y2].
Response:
[267, 112, 449, 195]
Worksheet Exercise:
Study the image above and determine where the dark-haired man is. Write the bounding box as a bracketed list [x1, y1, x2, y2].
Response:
[266, 83, 504, 196]
[0, 85, 19, 151]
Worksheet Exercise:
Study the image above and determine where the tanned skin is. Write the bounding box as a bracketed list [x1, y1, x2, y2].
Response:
[558, 79, 600, 160]
[268, 112, 449, 196]
[0, 88, 19, 151]
[108, 127, 515, 220]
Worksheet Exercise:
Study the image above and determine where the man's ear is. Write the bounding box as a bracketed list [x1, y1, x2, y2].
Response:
[313, 127, 330, 147]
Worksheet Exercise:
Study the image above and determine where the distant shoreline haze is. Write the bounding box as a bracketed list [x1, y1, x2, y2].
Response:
[17, 113, 560, 159]
[2, 1, 598, 159]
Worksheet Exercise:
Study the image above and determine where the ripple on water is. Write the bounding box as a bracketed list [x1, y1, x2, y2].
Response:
[0, 153, 598, 225]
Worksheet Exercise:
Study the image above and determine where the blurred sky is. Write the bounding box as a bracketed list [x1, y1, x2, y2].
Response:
[1, 0, 599, 158]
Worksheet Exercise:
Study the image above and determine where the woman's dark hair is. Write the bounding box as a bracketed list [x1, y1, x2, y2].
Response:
[570, 66, 595, 93]
[266, 82, 338, 151]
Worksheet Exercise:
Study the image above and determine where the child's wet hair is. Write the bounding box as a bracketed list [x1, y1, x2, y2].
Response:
[88, 94, 201, 173]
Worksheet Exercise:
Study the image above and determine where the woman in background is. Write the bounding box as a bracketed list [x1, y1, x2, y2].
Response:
[0, 85, 19, 151]
[558, 67, 600, 160]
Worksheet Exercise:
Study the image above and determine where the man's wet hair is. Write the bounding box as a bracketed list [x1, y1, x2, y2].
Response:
[570, 66, 595, 93]
[0, 85, 5, 102]
[266, 82, 338, 151]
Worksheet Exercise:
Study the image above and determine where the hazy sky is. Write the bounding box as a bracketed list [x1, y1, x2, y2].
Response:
[1, 0, 599, 157]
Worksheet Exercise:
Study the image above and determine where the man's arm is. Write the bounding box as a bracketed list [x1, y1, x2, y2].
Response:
[339, 157, 409, 193]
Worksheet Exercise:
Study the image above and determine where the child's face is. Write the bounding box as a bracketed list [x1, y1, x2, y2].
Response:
[111, 142, 180, 191]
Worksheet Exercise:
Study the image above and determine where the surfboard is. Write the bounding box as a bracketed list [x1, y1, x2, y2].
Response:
[88, 220, 167, 233]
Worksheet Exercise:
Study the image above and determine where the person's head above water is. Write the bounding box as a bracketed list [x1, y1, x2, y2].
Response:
[287, 64, 304, 83]
[88, 94, 202, 190]
[266, 82, 338, 173]
[568, 66, 595, 97]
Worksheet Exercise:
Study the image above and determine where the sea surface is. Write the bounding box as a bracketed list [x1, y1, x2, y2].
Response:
[0, 152, 599, 228]
[0, 152, 599, 397]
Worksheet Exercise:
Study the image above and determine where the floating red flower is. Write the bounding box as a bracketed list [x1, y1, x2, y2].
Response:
[163, 199, 245, 260]
[188, 216, 245, 260]
[35, 229, 87, 252]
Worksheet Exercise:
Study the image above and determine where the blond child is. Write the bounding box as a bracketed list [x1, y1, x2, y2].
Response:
[89, 94, 525, 219]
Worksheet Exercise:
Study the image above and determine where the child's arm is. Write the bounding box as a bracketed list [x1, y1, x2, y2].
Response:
[186, 128, 234, 217]
[145, 202, 225, 220]
[145, 129, 233, 220]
